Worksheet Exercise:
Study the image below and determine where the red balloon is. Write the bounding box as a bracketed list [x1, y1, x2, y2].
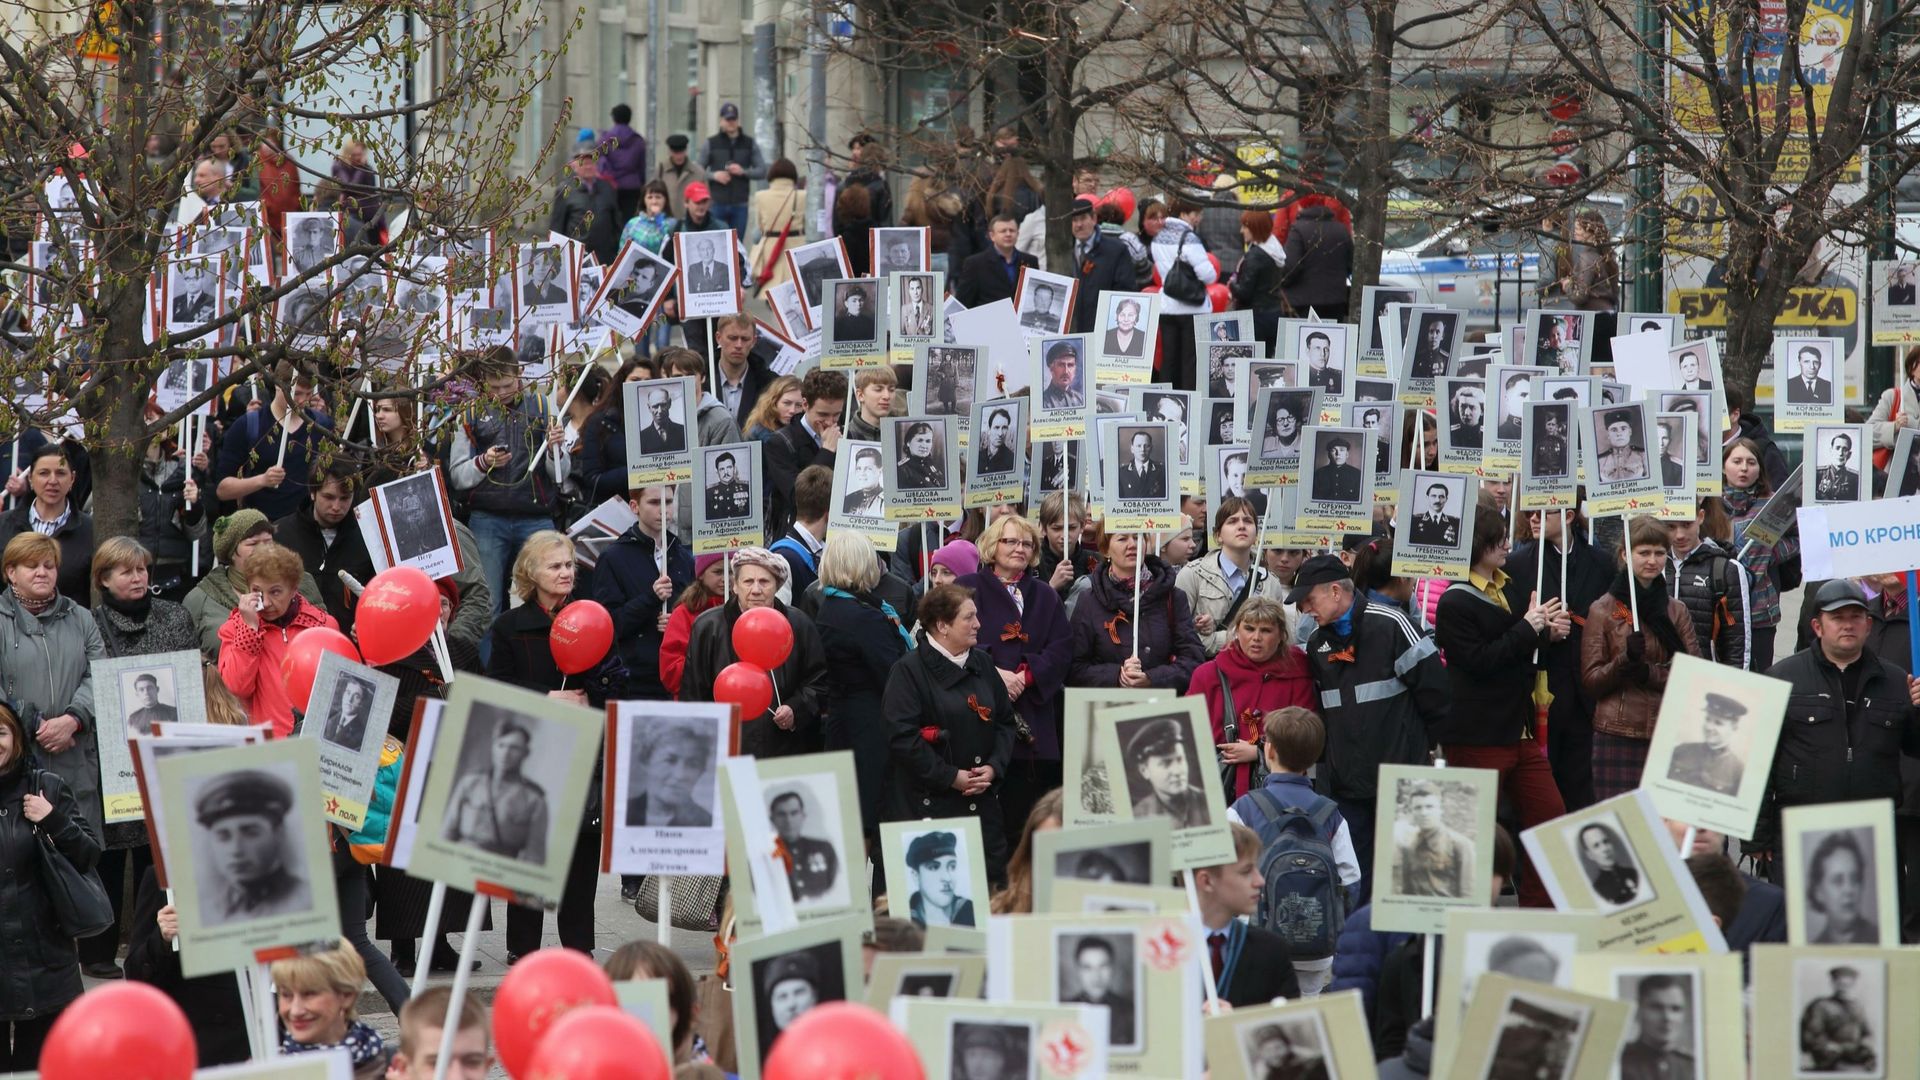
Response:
[1207, 281, 1231, 313]
[494, 948, 618, 1078]
[356, 565, 442, 666]
[551, 599, 615, 675]
[282, 627, 360, 714]
[764, 1002, 925, 1080]
[524, 1005, 672, 1080]
[713, 661, 773, 718]
[732, 606, 794, 670]
[41, 982, 197, 1080]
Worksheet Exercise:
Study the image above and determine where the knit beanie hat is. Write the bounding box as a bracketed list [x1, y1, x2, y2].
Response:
[694, 553, 725, 579]
[213, 509, 273, 565]
[930, 539, 980, 580]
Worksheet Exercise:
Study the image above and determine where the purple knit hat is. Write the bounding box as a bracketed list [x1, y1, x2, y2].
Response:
[930, 539, 981, 579]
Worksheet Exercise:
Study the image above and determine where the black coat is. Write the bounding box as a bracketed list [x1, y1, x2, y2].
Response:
[1066, 557, 1207, 691]
[765, 421, 836, 537]
[815, 591, 909, 826]
[1278, 205, 1354, 312]
[484, 598, 624, 706]
[681, 599, 828, 758]
[1432, 582, 1552, 746]
[591, 525, 695, 699]
[1230, 241, 1285, 314]
[1761, 643, 1920, 844]
[952, 248, 1038, 309]
[1217, 923, 1303, 1008]
[882, 641, 1018, 875]
[576, 407, 630, 505]
[273, 502, 376, 634]
[124, 867, 249, 1066]
[1071, 232, 1138, 333]
[0, 764, 98, 1021]
[0, 505, 93, 607]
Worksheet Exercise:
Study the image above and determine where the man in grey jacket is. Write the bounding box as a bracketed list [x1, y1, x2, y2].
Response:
[447, 352, 570, 615]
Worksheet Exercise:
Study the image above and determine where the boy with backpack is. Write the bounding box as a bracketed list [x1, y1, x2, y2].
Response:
[1227, 706, 1362, 994]
[1191, 823, 1301, 1007]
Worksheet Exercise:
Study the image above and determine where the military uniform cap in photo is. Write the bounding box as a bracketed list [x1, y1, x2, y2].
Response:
[197, 769, 294, 824]
[906, 830, 957, 867]
[762, 950, 819, 997]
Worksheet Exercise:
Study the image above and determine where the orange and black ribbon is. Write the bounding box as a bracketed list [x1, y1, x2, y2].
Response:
[1001, 621, 1029, 643]
[1104, 610, 1129, 645]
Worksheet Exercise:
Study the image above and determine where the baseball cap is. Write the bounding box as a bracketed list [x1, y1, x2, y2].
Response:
[1284, 553, 1350, 605]
[1812, 578, 1869, 613]
[683, 181, 711, 204]
[719, 102, 740, 120]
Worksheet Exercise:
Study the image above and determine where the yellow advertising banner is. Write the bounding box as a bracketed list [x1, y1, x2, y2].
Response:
[1668, 0, 1854, 138]
[76, 0, 119, 62]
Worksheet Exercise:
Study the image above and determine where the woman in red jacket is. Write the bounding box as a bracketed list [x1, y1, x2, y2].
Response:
[661, 553, 726, 698]
[218, 542, 339, 737]
[1188, 596, 1316, 801]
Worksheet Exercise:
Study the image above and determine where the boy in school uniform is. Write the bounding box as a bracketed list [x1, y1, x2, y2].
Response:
[1191, 823, 1302, 1008]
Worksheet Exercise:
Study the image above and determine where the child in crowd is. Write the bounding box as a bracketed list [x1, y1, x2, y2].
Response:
[1190, 823, 1301, 1007]
[387, 986, 492, 1080]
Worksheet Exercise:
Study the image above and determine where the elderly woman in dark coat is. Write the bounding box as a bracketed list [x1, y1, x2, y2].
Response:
[883, 584, 1019, 880]
[1067, 529, 1207, 691]
[955, 513, 1072, 841]
[681, 546, 829, 759]
[0, 701, 100, 1069]
[813, 532, 911, 828]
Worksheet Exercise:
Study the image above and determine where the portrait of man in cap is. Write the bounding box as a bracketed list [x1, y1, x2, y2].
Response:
[1530, 404, 1570, 479]
[193, 767, 310, 924]
[1617, 972, 1699, 1080]
[750, 941, 845, 1062]
[1391, 779, 1474, 898]
[831, 282, 877, 343]
[288, 214, 336, 275]
[1666, 692, 1748, 796]
[904, 830, 974, 928]
[1056, 931, 1139, 1048]
[1796, 959, 1880, 1074]
[442, 709, 550, 863]
[1040, 339, 1085, 411]
[1238, 1016, 1335, 1080]
[1310, 432, 1364, 504]
[1117, 714, 1210, 828]
[768, 784, 842, 905]
[1022, 281, 1062, 332]
[950, 1021, 1031, 1080]
[124, 669, 178, 728]
[1592, 406, 1648, 484]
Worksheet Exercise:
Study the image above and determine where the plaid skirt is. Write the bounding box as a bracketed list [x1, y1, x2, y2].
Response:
[1591, 732, 1650, 801]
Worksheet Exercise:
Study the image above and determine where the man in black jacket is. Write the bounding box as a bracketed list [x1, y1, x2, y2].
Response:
[548, 152, 621, 265]
[1758, 579, 1920, 881]
[765, 369, 846, 537]
[1194, 823, 1302, 1007]
[1068, 198, 1136, 332]
[952, 214, 1037, 308]
[1278, 203, 1355, 322]
[702, 102, 766, 235]
[272, 466, 375, 634]
[591, 486, 694, 699]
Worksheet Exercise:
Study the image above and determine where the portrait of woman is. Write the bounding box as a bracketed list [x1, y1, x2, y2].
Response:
[897, 422, 947, 490]
[1570, 818, 1651, 911]
[1805, 828, 1879, 944]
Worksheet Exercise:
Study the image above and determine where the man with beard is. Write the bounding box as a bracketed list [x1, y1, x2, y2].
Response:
[1126, 717, 1209, 827]
[905, 831, 974, 927]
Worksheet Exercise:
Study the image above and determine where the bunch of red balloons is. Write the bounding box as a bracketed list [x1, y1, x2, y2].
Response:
[714, 606, 793, 718]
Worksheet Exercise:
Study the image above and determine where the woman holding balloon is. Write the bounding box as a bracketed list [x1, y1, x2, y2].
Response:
[680, 547, 828, 759]
[486, 530, 622, 961]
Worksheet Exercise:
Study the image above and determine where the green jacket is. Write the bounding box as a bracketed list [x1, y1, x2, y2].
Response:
[0, 590, 106, 836]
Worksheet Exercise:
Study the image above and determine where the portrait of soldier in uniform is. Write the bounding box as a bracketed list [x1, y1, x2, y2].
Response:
[441, 713, 550, 863]
[1056, 932, 1139, 1049]
[1666, 692, 1748, 796]
[842, 446, 886, 517]
[1450, 383, 1486, 449]
[1814, 431, 1861, 502]
[320, 673, 376, 750]
[1484, 992, 1586, 1080]
[903, 830, 975, 928]
[1570, 819, 1651, 911]
[1040, 339, 1085, 410]
[1409, 481, 1463, 548]
[124, 670, 178, 728]
[1617, 973, 1699, 1080]
[1115, 715, 1210, 828]
[1116, 429, 1168, 501]
[194, 768, 312, 924]
[1239, 1018, 1337, 1080]
[767, 784, 843, 906]
[1409, 311, 1456, 379]
[1496, 372, 1531, 442]
[1391, 780, 1473, 898]
[1310, 433, 1364, 504]
[1595, 408, 1649, 484]
[1304, 329, 1342, 394]
[1531, 405, 1570, 479]
[1796, 961, 1880, 1075]
[704, 451, 753, 520]
[750, 942, 845, 1063]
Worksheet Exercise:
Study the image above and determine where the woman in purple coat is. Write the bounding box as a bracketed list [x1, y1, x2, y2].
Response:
[955, 514, 1073, 841]
[1067, 528, 1207, 691]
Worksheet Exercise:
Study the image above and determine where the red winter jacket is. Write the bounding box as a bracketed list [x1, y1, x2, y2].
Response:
[1188, 640, 1316, 799]
[218, 597, 340, 737]
[661, 594, 722, 699]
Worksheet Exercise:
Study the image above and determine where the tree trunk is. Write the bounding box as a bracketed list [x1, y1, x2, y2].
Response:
[1344, 2, 1396, 314]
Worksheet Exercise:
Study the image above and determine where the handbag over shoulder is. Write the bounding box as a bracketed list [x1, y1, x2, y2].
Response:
[29, 770, 112, 939]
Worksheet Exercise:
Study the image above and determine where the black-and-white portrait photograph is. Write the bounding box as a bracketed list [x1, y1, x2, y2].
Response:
[318, 672, 377, 750]
[895, 422, 949, 491]
[828, 281, 879, 345]
[1054, 929, 1141, 1050]
[1886, 264, 1917, 308]
[1038, 338, 1086, 412]
[1800, 827, 1881, 945]
[376, 470, 454, 567]
[703, 449, 755, 520]
[766, 776, 848, 909]
[636, 382, 690, 456]
[751, 940, 847, 1064]
[1257, 389, 1312, 466]
[1563, 812, 1655, 912]
[1054, 842, 1151, 887]
[1526, 403, 1572, 480]
[1141, 392, 1191, 465]
[949, 1020, 1034, 1080]
[1783, 340, 1837, 404]
[1654, 392, 1713, 467]
[1657, 416, 1690, 489]
[1389, 777, 1478, 899]
[1475, 990, 1589, 1080]
[518, 243, 572, 310]
[1207, 400, 1237, 450]
[1114, 712, 1210, 828]
[285, 212, 338, 276]
[1349, 403, 1394, 479]
[1038, 441, 1080, 496]
[1299, 324, 1348, 395]
[925, 347, 978, 417]
[1461, 930, 1576, 993]
[1792, 957, 1884, 1077]
[1362, 287, 1419, 352]
[874, 227, 927, 278]
[276, 285, 331, 342]
[1308, 429, 1367, 506]
[898, 972, 956, 998]
[439, 701, 572, 866]
[1615, 970, 1702, 1080]
[121, 668, 178, 728]
[842, 444, 887, 518]
[1235, 1014, 1337, 1080]
[1114, 425, 1171, 502]
[1445, 379, 1486, 450]
[1665, 692, 1751, 797]
[1405, 476, 1466, 549]
[788, 239, 848, 313]
[188, 764, 314, 926]
[1018, 275, 1069, 333]
[1203, 343, 1251, 399]
[1627, 313, 1677, 341]
[1247, 361, 1297, 402]
[167, 256, 220, 328]
[1101, 295, 1150, 358]
[681, 233, 731, 296]
[1354, 378, 1396, 404]
[1670, 345, 1714, 392]
[976, 407, 1018, 477]
[615, 246, 674, 322]
[623, 717, 717, 829]
[1593, 407, 1650, 484]
[1494, 371, 1533, 442]
[902, 828, 976, 928]
[1811, 427, 1862, 504]
[894, 273, 938, 338]
[1407, 310, 1460, 380]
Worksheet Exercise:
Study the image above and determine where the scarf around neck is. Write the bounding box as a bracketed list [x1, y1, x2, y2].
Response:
[1608, 567, 1686, 657]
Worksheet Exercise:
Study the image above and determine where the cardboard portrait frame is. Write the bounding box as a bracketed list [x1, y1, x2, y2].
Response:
[731, 915, 867, 1080]
[1450, 973, 1630, 1080]
[690, 440, 766, 553]
[623, 375, 701, 488]
[1061, 689, 1170, 824]
[864, 952, 988, 1009]
[1431, 909, 1604, 1077]
[880, 817, 991, 935]
[1203, 991, 1373, 1080]
[602, 700, 734, 877]
[672, 229, 744, 320]
[1783, 799, 1901, 949]
[897, 997, 1110, 1080]
[1801, 422, 1870, 507]
[1750, 944, 1920, 1079]
[1643, 654, 1788, 839]
[720, 750, 871, 939]
[92, 649, 207, 823]
[1368, 763, 1501, 934]
[302, 652, 399, 830]
[1093, 699, 1234, 871]
[1570, 951, 1745, 1080]
[1032, 819, 1174, 914]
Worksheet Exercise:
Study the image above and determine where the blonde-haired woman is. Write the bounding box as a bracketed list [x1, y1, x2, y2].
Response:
[814, 532, 913, 828]
[272, 942, 386, 1077]
[680, 547, 828, 759]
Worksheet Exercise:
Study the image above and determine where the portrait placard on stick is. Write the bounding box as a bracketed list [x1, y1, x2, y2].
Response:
[1392, 469, 1474, 580]
[1367, 763, 1500, 934]
[1032, 819, 1174, 913]
[1296, 426, 1373, 533]
[965, 398, 1028, 508]
[1092, 290, 1159, 382]
[828, 439, 896, 551]
[720, 750, 869, 939]
[1431, 908, 1604, 1077]
[1773, 336, 1845, 432]
[1031, 334, 1093, 441]
[887, 269, 941, 351]
[1099, 420, 1183, 532]
[1203, 991, 1373, 1080]
[1653, 388, 1722, 496]
[1398, 307, 1464, 406]
[880, 817, 990, 934]
[784, 236, 850, 328]
[1449, 973, 1629, 1080]
[673, 229, 743, 320]
[865, 952, 987, 1008]
[1094, 699, 1233, 870]
[1246, 386, 1318, 487]
[1015, 269, 1078, 341]
[302, 652, 399, 830]
[690, 441, 765, 553]
[1782, 800, 1900, 948]
[623, 376, 700, 488]
[1871, 259, 1920, 344]
[1061, 690, 1170, 824]
[1750, 945, 1920, 1079]
[92, 649, 206, 823]
[1570, 952, 1746, 1080]
[820, 276, 886, 369]
[1359, 286, 1421, 375]
[1436, 376, 1487, 476]
[1485, 364, 1541, 475]
[1802, 422, 1868, 507]
[731, 915, 866, 1080]
[368, 468, 463, 581]
[882, 415, 962, 522]
[603, 701, 732, 877]
[1517, 397, 1579, 510]
[1581, 401, 1667, 516]
[897, 997, 1109, 1080]
[1526, 308, 1596, 374]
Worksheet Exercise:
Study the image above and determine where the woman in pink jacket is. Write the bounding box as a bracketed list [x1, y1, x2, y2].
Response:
[1189, 596, 1316, 801]
[218, 543, 339, 737]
